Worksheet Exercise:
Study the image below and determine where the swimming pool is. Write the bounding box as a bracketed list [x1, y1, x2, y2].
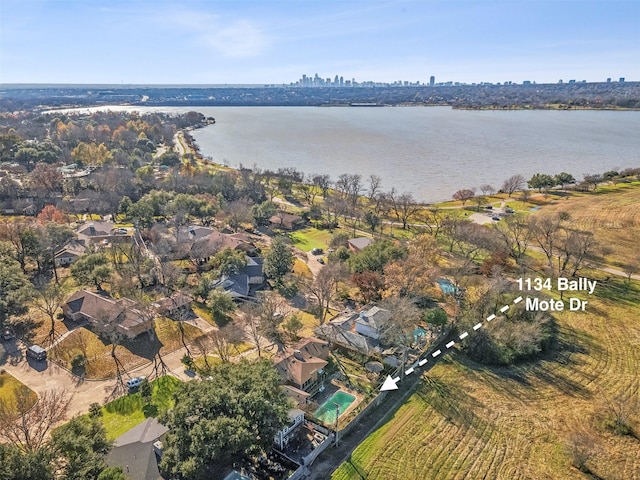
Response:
[314, 391, 356, 424]
[437, 278, 457, 295]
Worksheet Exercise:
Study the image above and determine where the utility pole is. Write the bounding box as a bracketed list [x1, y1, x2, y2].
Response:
[334, 402, 340, 446]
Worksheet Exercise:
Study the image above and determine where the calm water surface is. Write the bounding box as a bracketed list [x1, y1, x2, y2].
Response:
[58, 105, 640, 202]
[190, 107, 640, 202]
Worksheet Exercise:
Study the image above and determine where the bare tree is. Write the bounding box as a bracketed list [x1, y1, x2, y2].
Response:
[239, 305, 264, 358]
[210, 324, 245, 363]
[496, 214, 532, 264]
[367, 174, 382, 202]
[480, 184, 495, 196]
[566, 429, 600, 474]
[192, 333, 214, 370]
[452, 188, 475, 206]
[501, 174, 525, 197]
[0, 388, 72, 452]
[604, 393, 638, 435]
[303, 263, 346, 323]
[388, 189, 422, 230]
[33, 282, 66, 348]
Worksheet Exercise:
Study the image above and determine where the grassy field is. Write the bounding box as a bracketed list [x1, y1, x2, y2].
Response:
[333, 275, 640, 480]
[536, 182, 640, 270]
[289, 227, 333, 252]
[333, 186, 640, 479]
[100, 375, 180, 440]
[0, 372, 37, 414]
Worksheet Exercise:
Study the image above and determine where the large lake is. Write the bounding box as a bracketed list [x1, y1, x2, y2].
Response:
[59, 106, 640, 203]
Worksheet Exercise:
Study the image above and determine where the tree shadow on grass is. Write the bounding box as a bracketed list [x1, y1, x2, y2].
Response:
[416, 375, 484, 431]
[460, 323, 595, 401]
[104, 392, 142, 416]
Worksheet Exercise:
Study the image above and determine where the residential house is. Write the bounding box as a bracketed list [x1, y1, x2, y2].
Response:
[54, 240, 87, 267]
[274, 408, 305, 450]
[151, 292, 192, 318]
[63, 290, 153, 339]
[75, 220, 131, 247]
[269, 212, 304, 231]
[210, 256, 265, 301]
[273, 338, 329, 396]
[354, 305, 391, 340]
[347, 237, 373, 253]
[189, 228, 255, 264]
[105, 417, 168, 480]
[314, 307, 391, 355]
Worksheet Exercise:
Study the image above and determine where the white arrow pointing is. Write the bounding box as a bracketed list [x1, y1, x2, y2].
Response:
[380, 375, 400, 391]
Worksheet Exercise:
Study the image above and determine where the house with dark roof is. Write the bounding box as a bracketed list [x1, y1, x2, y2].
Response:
[273, 338, 329, 396]
[347, 237, 373, 253]
[54, 240, 87, 267]
[63, 290, 153, 339]
[105, 417, 168, 480]
[210, 256, 265, 301]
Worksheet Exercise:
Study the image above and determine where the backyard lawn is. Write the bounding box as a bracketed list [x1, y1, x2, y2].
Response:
[0, 372, 37, 415]
[100, 375, 180, 440]
[289, 227, 333, 252]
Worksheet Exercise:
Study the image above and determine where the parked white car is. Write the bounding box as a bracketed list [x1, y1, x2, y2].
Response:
[126, 376, 146, 389]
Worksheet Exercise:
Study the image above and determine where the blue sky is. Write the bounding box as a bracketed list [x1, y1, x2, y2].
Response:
[1, 0, 638, 85]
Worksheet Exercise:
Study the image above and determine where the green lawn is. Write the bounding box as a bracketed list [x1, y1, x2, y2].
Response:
[100, 375, 180, 440]
[0, 372, 37, 414]
[289, 227, 333, 252]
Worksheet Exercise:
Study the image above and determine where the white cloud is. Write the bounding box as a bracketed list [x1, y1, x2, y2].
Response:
[203, 20, 269, 58]
[153, 8, 270, 58]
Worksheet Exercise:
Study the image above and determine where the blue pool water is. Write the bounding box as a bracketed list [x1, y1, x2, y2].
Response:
[314, 391, 356, 424]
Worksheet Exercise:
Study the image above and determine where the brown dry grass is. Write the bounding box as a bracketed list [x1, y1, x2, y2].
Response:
[333, 278, 640, 479]
[50, 317, 202, 379]
[534, 183, 640, 269]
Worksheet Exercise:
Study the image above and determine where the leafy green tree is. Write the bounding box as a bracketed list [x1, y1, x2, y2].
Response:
[71, 253, 113, 290]
[527, 173, 556, 192]
[159, 360, 289, 479]
[348, 239, 408, 273]
[207, 288, 236, 324]
[97, 467, 128, 480]
[555, 172, 576, 189]
[363, 210, 380, 235]
[251, 200, 277, 226]
[127, 200, 154, 228]
[263, 237, 294, 286]
[50, 416, 112, 480]
[0, 443, 53, 480]
[139, 378, 153, 404]
[208, 248, 246, 276]
[0, 249, 33, 327]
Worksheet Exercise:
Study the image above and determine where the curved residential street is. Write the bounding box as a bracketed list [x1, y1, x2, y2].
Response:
[2, 342, 196, 418]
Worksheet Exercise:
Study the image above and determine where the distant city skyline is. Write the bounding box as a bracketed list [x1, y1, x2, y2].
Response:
[1, 0, 638, 85]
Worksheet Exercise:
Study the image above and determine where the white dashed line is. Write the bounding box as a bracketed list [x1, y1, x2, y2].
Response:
[382, 297, 521, 392]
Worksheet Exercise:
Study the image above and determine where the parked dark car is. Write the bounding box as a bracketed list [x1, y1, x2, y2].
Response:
[26, 345, 47, 361]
